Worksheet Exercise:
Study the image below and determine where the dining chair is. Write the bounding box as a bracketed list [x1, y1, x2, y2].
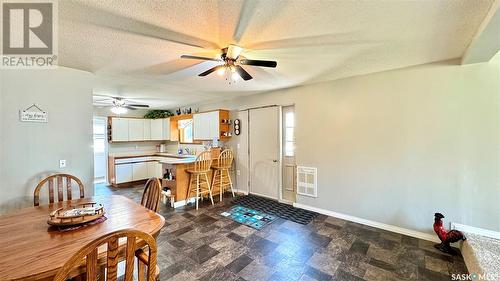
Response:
[186, 150, 214, 209]
[33, 173, 84, 206]
[141, 178, 162, 212]
[53, 229, 158, 281]
[211, 149, 235, 202]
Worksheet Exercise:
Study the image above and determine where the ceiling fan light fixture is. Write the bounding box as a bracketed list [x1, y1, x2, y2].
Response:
[217, 67, 226, 76]
[111, 106, 127, 114]
[232, 72, 239, 80]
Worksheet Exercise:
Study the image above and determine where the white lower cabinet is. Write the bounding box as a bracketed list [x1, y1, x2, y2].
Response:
[115, 164, 133, 184]
[147, 162, 163, 178]
[132, 162, 148, 181]
[114, 160, 163, 184]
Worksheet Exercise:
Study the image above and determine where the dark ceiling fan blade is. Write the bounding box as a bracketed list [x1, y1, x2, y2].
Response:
[181, 55, 221, 61]
[127, 104, 150, 108]
[199, 65, 223, 77]
[235, 65, 253, 81]
[124, 106, 137, 110]
[240, 59, 277, 68]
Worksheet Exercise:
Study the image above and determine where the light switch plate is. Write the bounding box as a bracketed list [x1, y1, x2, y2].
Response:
[59, 160, 66, 168]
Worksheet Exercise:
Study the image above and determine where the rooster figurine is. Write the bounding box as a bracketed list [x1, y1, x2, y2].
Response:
[433, 213, 466, 255]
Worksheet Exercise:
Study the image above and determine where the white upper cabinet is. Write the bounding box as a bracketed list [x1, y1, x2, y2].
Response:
[109, 117, 171, 142]
[193, 113, 206, 140]
[150, 118, 170, 140]
[128, 119, 145, 141]
[150, 119, 163, 140]
[143, 119, 151, 140]
[207, 111, 220, 139]
[111, 118, 129, 141]
[194, 111, 220, 140]
[163, 118, 171, 140]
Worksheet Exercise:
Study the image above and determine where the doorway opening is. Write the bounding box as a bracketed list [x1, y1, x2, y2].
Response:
[281, 105, 296, 203]
[93, 117, 108, 184]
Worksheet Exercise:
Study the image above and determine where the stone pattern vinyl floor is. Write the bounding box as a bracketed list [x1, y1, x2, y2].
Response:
[95, 183, 468, 281]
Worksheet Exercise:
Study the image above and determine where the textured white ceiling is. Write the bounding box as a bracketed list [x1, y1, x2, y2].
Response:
[58, 0, 495, 108]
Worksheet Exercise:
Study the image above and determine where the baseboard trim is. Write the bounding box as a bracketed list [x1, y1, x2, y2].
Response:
[293, 203, 439, 243]
[233, 188, 249, 195]
[451, 222, 500, 240]
[172, 198, 194, 208]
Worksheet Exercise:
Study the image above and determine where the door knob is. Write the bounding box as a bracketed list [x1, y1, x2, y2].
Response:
[273, 160, 278, 163]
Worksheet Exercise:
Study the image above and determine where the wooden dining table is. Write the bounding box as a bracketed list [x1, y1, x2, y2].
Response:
[0, 195, 165, 281]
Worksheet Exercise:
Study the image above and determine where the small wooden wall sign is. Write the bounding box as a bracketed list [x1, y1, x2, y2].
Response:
[19, 104, 48, 123]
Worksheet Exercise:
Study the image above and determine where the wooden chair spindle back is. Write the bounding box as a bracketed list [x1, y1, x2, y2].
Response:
[194, 150, 213, 172]
[53, 229, 157, 281]
[33, 174, 85, 206]
[218, 149, 234, 168]
[141, 178, 162, 212]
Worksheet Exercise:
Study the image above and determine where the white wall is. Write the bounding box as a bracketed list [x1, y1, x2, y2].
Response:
[198, 60, 500, 234]
[0, 67, 94, 213]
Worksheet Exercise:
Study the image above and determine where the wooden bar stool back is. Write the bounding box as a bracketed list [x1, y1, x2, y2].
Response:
[141, 178, 162, 212]
[53, 229, 158, 281]
[186, 150, 214, 209]
[211, 149, 235, 201]
[33, 173, 85, 206]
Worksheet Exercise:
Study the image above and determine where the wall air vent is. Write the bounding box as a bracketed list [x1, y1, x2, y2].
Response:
[296, 166, 317, 197]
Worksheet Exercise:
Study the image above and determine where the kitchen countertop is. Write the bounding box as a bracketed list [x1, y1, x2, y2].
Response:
[110, 153, 196, 164]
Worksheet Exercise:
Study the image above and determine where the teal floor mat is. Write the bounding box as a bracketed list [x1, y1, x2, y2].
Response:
[221, 205, 277, 230]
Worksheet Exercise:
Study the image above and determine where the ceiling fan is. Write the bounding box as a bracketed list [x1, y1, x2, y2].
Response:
[180, 44, 277, 81]
[94, 95, 150, 114]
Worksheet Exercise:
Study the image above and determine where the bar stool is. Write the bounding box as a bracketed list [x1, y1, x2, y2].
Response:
[211, 149, 235, 202]
[186, 150, 214, 209]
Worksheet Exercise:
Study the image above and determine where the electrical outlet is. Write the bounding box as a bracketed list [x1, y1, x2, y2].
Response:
[59, 160, 66, 168]
[237, 170, 241, 176]
[237, 143, 240, 149]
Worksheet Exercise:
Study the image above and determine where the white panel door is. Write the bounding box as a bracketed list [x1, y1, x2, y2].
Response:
[150, 119, 163, 140]
[249, 107, 280, 199]
[143, 119, 151, 140]
[163, 118, 171, 140]
[115, 164, 133, 183]
[128, 119, 144, 141]
[112, 118, 129, 141]
[132, 162, 148, 180]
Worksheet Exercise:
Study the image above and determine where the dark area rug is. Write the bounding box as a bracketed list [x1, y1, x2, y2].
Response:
[232, 195, 318, 225]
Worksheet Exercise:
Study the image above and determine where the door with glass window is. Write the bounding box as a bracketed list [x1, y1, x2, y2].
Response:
[282, 106, 296, 203]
